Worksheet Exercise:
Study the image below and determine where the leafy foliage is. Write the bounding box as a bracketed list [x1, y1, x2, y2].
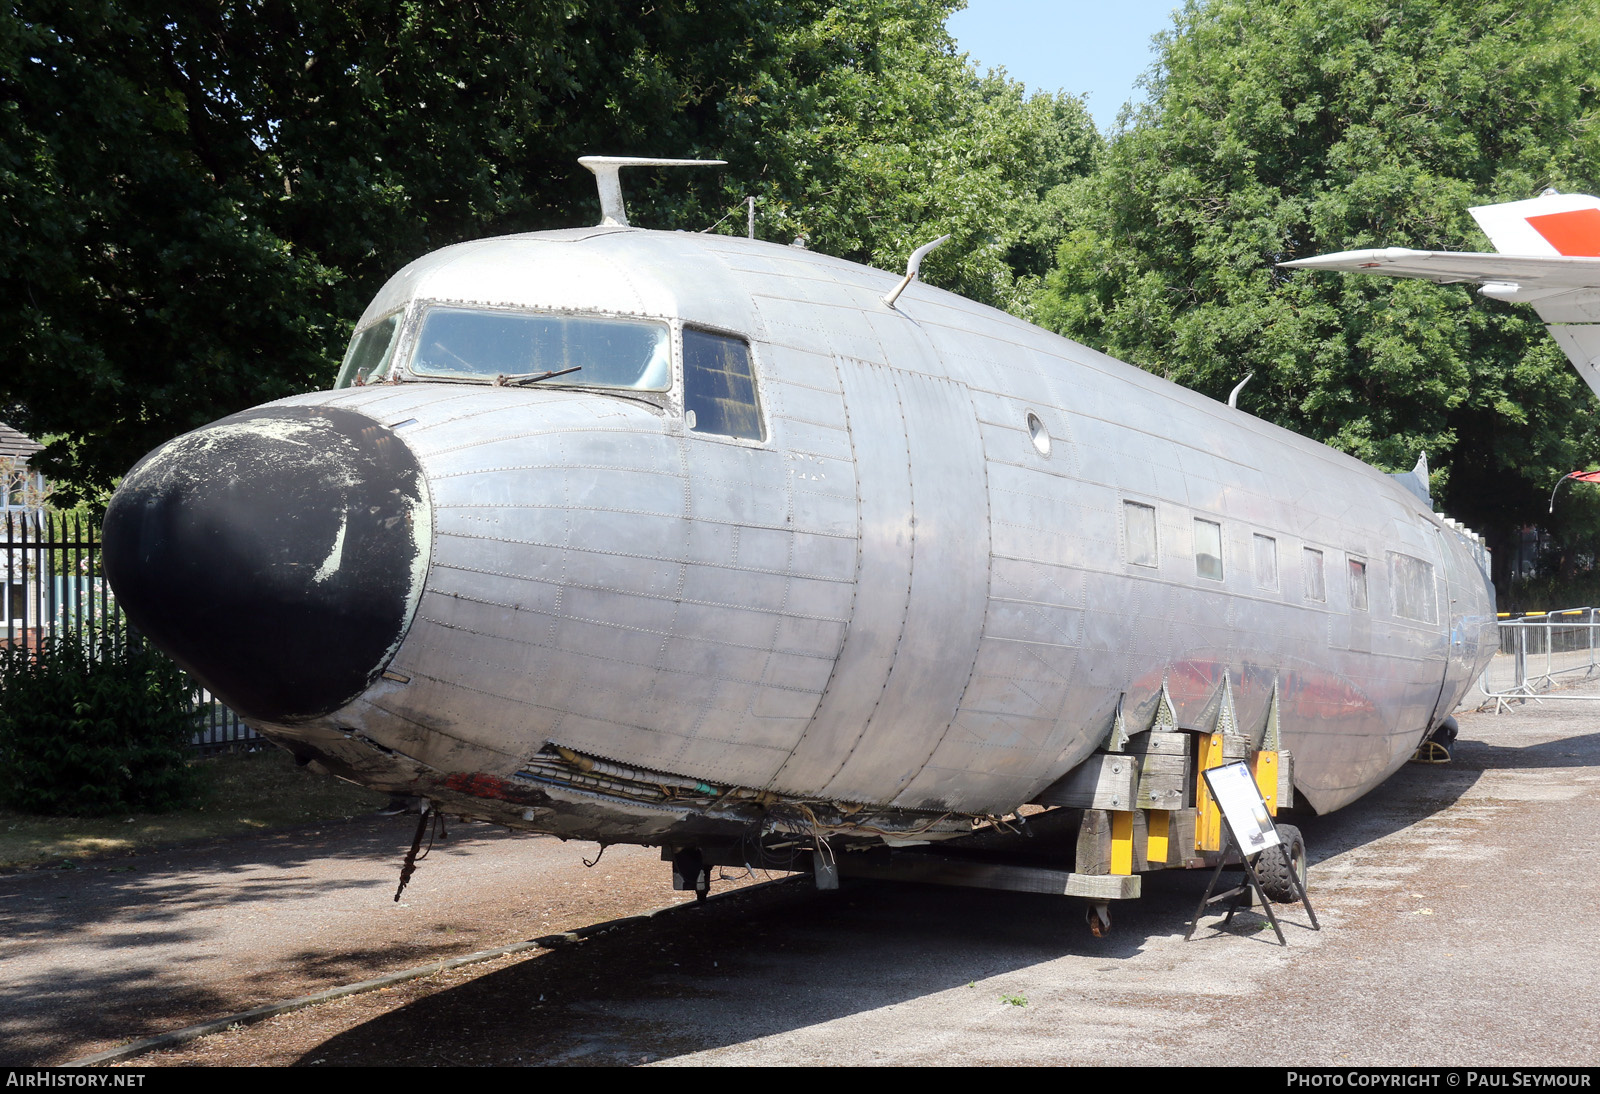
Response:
[1034, 0, 1600, 580]
[1, 0, 1098, 497]
[0, 633, 200, 815]
[717, 2, 1100, 317]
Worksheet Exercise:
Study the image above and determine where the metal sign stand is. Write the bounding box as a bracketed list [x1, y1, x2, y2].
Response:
[1184, 762, 1319, 946]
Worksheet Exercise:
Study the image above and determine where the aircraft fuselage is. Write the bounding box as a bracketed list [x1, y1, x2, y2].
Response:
[103, 226, 1498, 856]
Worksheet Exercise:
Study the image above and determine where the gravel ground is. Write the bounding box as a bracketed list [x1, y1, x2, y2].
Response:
[4, 685, 1597, 1067]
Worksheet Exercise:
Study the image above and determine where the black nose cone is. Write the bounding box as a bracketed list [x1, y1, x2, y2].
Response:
[103, 405, 431, 723]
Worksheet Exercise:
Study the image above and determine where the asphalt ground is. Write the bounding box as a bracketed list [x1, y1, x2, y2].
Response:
[3, 685, 1598, 1067]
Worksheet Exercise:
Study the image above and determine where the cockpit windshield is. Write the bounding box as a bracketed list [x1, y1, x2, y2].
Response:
[408, 305, 671, 390]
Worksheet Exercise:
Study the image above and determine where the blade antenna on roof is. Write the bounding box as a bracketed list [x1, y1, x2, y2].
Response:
[577, 156, 728, 228]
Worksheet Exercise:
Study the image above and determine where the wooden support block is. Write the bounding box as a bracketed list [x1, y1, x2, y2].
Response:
[831, 853, 1141, 900]
[1110, 810, 1134, 876]
[1221, 732, 1253, 761]
[1133, 730, 1191, 810]
[1129, 730, 1188, 757]
[1076, 808, 1111, 874]
[1252, 750, 1280, 813]
[1064, 873, 1142, 900]
[1137, 766, 1187, 810]
[1147, 808, 1170, 866]
[1168, 808, 1197, 865]
[1031, 752, 1138, 810]
[1130, 808, 1152, 872]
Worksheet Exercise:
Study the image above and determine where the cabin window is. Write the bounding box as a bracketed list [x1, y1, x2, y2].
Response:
[1026, 412, 1052, 457]
[1348, 557, 1369, 611]
[335, 312, 402, 388]
[1303, 547, 1326, 602]
[1389, 552, 1438, 623]
[1194, 518, 1224, 580]
[683, 328, 765, 441]
[1124, 501, 1158, 567]
[409, 306, 671, 390]
[1253, 534, 1278, 590]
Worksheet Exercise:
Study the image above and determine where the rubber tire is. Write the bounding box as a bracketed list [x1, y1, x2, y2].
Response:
[1254, 823, 1307, 903]
[1429, 716, 1459, 747]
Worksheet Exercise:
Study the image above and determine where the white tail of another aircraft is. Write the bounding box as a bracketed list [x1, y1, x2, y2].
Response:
[1282, 191, 1600, 401]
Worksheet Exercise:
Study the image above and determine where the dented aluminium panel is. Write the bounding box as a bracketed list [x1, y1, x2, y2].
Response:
[102, 207, 1498, 869]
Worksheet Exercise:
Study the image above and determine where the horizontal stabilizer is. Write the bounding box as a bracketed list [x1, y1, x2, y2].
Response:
[1279, 248, 1600, 295]
[1281, 193, 1600, 403]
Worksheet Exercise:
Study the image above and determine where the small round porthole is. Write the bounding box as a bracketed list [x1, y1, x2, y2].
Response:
[1026, 412, 1051, 457]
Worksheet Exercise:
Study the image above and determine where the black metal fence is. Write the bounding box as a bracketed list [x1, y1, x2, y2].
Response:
[2, 510, 261, 753]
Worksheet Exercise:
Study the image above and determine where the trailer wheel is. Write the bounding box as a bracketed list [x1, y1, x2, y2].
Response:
[1254, 824, 1307, 903]
[1429, 716, 1459, 747]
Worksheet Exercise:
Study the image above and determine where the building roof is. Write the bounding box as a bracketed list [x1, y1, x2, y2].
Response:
[0, 422, 43, 462]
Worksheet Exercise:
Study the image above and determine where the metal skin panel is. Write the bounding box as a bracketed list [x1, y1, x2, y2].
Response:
[305, 386, 840, 789]
[767, 360, 912, 795]
[771, 417, 855, 466]
[767, 378, 850, 431]
[1431, 524, 1496, 724]
[957, 374, 1462, 815]
[846, 367, 990, 809]
[102, 224, 1500, 852]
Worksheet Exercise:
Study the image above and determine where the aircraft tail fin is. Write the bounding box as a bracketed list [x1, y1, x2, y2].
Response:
[1389, 450, 1431, 507]
[1468, 192, 1600, 257]
[1280, 192, 1600, 402]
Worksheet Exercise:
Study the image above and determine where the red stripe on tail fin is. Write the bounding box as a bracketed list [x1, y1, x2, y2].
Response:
[1527, 208, 1600, 256]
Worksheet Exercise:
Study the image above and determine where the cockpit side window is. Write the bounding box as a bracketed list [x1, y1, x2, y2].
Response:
[682, 328, 764, 441]
[335, 313, 402, 388]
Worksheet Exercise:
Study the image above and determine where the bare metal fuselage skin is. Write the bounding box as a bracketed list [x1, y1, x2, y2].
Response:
[104, 226, 1497, 849]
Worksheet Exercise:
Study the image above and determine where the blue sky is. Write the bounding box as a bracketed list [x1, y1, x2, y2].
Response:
[945, 1, 1184, 132]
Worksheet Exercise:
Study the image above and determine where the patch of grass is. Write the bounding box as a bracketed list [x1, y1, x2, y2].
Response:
[0, 747, 389, 869]
[1001, 993, 1027, 1007]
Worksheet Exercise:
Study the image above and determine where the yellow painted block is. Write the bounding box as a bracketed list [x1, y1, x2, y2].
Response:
[1110, 810, 1134, 875]
[1147, 808, 1170, 865]
[1196, 732, 1225, 852]
[1252, 750, 1280, 814]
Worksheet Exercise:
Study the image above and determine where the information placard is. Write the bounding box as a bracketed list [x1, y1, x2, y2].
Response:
[1204, 761, 1280, 853]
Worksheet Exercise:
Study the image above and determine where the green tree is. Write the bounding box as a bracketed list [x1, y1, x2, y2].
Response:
[1035, 0, 1600, 584]
[717, 2, 1099, 317]
[1, 0, 1098, 498]
[1, 0, 774, 498]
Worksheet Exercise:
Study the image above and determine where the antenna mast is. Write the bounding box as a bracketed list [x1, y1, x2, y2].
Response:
[882, 235, 951, 309]
[578, 156, 727, 228]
